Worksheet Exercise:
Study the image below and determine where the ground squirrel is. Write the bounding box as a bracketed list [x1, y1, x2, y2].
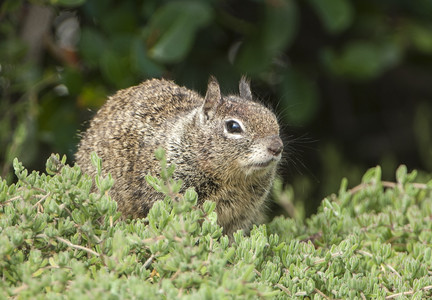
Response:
[75, 76, 283, 236]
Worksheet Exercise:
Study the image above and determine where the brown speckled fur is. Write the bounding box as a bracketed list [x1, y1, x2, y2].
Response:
[75, 77, 283, 236]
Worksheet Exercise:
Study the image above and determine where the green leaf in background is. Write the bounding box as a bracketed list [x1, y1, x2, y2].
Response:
[50, 0, 86, 7]
[99, 50, 133, 89]
[308, 0, 353, 34]
[321, 40, 402, 80]
[131, 38, 163, 78]
[413, 104, 432, 171]
[39, 95, 79, 157]
[278, 69, 319, 126]
[79, 28, 107, 68]
[62, 67, 83, 96]
[81, 0, 112, 21]
[77, 84, 107, 109]
[236, 0, 298, 74]
[262, 0, 298, 56]
[409, 23, 432, 54]
[99, 2, 138, 34]
[147, 1, 212, 63]
[1, 0, 23, 13]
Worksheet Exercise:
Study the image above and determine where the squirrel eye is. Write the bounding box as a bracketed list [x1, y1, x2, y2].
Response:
[225, 120, 243, 134]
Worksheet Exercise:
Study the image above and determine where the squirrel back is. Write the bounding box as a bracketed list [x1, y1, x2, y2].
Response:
[75, 77, 283, 236]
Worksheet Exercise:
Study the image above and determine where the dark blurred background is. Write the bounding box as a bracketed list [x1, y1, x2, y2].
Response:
[1, 0, 432, 215]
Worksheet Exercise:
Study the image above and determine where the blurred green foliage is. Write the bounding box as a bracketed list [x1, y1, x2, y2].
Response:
[1, 0, 432, 213]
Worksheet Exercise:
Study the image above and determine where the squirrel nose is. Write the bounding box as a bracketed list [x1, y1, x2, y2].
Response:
[267, 136, 283, 156]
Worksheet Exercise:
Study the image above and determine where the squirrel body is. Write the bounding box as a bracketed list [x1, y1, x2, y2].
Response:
[75, 77, 283, 236]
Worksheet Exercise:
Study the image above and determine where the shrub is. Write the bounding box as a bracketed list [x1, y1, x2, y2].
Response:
[1, 151, 432, 299]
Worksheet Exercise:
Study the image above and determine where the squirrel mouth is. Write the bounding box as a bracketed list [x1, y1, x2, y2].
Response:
[248, 158, 277, 169]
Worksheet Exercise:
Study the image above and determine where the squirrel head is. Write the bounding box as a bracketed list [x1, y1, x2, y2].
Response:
[194, 76, 283, 178]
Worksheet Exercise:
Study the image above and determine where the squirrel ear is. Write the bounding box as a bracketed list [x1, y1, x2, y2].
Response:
[203, 75, 221, 118]
[239, 76, 252, 101]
